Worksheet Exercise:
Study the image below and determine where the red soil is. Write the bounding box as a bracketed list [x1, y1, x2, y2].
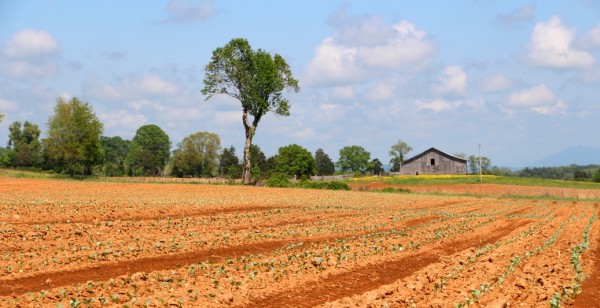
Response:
[0, 178, 598, 307]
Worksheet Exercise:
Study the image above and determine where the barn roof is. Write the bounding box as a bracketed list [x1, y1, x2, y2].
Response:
[402, 147, 467, 165]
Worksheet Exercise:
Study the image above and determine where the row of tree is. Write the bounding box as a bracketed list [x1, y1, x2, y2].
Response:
[0, 98, 408, 180]
[1, 99, 493, 181]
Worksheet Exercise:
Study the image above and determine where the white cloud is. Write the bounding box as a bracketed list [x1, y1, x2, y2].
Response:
[215, 111, 240, 126]
[294, 127, 316, 139]
[579, 22, 600, 50]
[365, 81, 395, 101]
[479, 73, 512, 92]
[0, 29, 60, 79]
[531, 100, 567, 115]
[2, 29, 59, 58]
[358, 21, 435, 69]
[305, 8, 434, 86]
[415, 97, 485, 113]
[506, 84, 555, 106]
[128, 100, 152, 111]
[0, 99, 18, 112]
[330, 86, 355, 100]
[139, 73, 177, 96]
[100, 110, 148, 130]
[434, 65, 467, 95]
[162, 0, 219, 24]
[415, 99, 454, 113]
[83, 72, 178, 101]
[505, 84, 566, 115]
[496, 5, 536, 25]
[525, 16, 594, 69]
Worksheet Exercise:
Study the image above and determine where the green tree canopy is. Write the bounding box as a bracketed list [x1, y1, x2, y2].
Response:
[219, 145, 241, 179]
[337, 145, 371, 174]
[171, 131, 221, 178]
[248, 144, 270, 181]
[275, 144, 315, 178]
[125, 124, 170, 176]
[44, 97, 104, 176]
[202, 38, 299, 184]
[389, 139, 412, 172]
[467, 155, 491, 175]
[101, 136, 130, 176]
[7, 121, 43, 168]
[315, 148, 335, 176]
[369, 158, 384, 175]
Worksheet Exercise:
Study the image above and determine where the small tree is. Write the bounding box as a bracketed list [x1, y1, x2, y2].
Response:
[44, 97, 104, 176]
[337, 145, 371, 174]
[369, 158, 384, 175]
[125, 124, 171, 176]
[467, 155, 491, 175]
[315, 148, 335, 176]
[389, 140, 412, 172]
[7, 121, 43, 168]
[101, 136, 130, 176]
[171, 131, 221, 178]
[275, 144, 315, 179]
[220, 145, 242, 178]
[592, 169, 600, 183]
[202, 38, 299, 184]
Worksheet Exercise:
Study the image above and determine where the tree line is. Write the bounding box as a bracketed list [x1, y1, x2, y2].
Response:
[0, 98, 411, 181]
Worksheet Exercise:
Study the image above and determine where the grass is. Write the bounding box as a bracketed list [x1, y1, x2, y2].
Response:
[351, 174, 600, 189]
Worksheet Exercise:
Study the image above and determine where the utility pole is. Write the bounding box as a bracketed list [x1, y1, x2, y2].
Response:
[478, 144, 482, 183]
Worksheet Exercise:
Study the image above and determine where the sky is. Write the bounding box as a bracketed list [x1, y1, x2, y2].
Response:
[1, 0, 599, 167]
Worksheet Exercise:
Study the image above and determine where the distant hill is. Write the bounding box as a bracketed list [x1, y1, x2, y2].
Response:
[529, 146, 600, 167]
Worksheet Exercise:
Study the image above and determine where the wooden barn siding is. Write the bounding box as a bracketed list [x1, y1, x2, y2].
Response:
[399, 152, 466, 175]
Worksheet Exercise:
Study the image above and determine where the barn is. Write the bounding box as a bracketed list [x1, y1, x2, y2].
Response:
[398, 147, 467, 175]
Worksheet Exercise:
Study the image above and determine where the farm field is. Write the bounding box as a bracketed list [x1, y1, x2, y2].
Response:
[0, 177, 599, 307]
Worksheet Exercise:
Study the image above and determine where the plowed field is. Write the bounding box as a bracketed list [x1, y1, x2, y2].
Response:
[0, 177, 599, 307]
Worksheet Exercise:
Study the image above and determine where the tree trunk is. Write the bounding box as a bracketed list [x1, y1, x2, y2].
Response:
[242, 111, 253, 185]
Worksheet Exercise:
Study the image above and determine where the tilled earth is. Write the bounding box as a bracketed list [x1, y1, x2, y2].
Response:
[0, 178, 598, 307]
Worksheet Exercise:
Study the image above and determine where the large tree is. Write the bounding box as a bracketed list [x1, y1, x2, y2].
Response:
[7, 121, 43, 168]
[337, 145, 371, 174]
[315, 148, 335, 176]
[275, 144, 315, 178]
[171, 131, 221, 178]
[202, 38, 299, 184]
[389, 139, 412, 172]
[44, 97, 104, 176]
[125, 124, 170, 176]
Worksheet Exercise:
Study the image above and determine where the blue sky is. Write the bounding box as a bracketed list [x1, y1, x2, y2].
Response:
[1, 1, 599, 167]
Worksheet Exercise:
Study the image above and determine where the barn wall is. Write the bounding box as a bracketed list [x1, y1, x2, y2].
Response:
[399, 151, 466, 175]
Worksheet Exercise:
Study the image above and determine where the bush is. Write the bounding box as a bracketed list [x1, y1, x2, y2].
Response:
[301, 181, 350, 191]
[593, 169, 600, 183]
[379, 187, 411, 193]
[266, 173, 291, 188]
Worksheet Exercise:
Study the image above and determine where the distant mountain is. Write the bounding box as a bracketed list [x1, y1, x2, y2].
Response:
[528, 146, 600, 167]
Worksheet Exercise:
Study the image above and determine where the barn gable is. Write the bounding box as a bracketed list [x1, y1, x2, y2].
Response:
[398, 147, 467, 175]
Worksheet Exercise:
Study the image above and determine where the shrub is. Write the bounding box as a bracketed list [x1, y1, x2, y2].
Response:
[266, 173, 291, 188]
[379, 187, 411, 193]
[301, 181, 350, 191]
[593, 169, 600, 183]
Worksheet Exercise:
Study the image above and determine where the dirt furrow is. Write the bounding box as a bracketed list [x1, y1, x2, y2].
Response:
[572, 208, 600, 307]
[245, 218, 531, 308]
[0, 216, 439, 296]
